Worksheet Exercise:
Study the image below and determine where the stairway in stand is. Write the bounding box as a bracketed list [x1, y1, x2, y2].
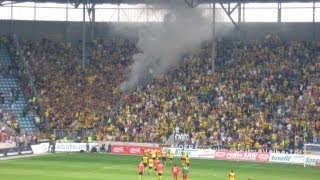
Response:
[0, 44, 38, 133]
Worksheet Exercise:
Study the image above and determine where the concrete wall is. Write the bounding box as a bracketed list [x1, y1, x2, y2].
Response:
[0, 20, 320, 43]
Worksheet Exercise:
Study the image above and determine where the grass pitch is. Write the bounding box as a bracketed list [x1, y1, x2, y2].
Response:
[0, 153, 319, 180]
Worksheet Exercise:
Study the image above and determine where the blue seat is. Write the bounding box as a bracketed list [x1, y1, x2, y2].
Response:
[0, 44, 37, 133]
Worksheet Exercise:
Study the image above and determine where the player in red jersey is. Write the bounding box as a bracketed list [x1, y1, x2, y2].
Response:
[156, 162, 164, 180]
[172, 164, 179, 180]
[154, 158, 160, 173]
[137, 162, 145, 180]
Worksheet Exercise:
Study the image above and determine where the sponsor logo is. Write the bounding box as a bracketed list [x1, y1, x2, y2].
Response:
[257, 153, 270, 161]
[111, 146, 160, 155]
[226, 152, 238, 159]
[129, 147, 141, 154]
[172, 144, 197, 149]
[270, 153, 306, 164]
[112, 146, 125, 153]
[305, 157, 320, 166]
[54, 143, 97, 152]
[215, 151, 226, 158]
[241, 152, 258, 160]
[271, 154, 291, 161]
[56, 144, 85, 150]
[215, 151, 270, 162]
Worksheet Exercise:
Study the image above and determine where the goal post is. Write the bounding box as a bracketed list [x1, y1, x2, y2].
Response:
[303, 144, 320, 167]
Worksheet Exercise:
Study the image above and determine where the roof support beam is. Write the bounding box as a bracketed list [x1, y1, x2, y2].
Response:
[230, 3, 240, 14]
[277, 2, 281, 22]
[313, 0, 316, 39]
[220, 2, 240, 30]
[1, 0, 24, 6]
[184, 0, 205, 8]
[82, 1, 86, 71]
[3, 0, 319, 5]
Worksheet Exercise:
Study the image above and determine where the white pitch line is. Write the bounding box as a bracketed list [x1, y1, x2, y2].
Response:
[239, 163, 259, 168]
[207, 173, 225, 179]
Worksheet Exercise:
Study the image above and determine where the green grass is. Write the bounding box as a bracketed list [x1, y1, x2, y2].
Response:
[0, 153, 319, 180]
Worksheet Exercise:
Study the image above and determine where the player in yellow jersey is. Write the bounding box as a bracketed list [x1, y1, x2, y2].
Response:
[142, 155, 149, 171]
[144, 149, 150, 157]
[151, 149, 157, 160]
[169, 150, 174, 165]
[185, 155, 190, 166]
[181, 149, 187, 164]
[229, 170, 236, 180]
[156, 149, 162, 159]
[148, 157, 154, 174]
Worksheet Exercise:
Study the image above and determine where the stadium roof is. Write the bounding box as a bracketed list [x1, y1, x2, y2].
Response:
[8, 0, 317, 4]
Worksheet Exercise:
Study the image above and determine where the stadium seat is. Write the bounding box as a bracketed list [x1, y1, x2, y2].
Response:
[0, 44, 37, 133]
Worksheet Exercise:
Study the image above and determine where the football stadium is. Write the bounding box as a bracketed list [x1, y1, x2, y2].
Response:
[0, 0, 320, 179]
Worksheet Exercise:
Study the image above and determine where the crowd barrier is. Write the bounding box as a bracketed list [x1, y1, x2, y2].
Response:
[99, 141, 159, 147]
[55, 143, 98, 152]
[214, 150, 270, 162]
[304, 155, 320, 166]
[0, 144, 33, 157]
[31, 143, 99, 154]
[31, 143, 49, 154]
[2, 142, 319, 167]
[0, 143, 16, 149]
[269, 153, 305, 164]
[110, 145, 320, 167]
[111, 145, 161, 155]
[160, 148, 215, 159]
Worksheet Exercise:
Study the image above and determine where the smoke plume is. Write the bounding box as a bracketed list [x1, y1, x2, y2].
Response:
[120, 1, 212, 92]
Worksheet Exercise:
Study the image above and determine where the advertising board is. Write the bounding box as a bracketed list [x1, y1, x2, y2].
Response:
[111, 145, 161, 155]
[269, 153, 304, 164]
[55, 143, 98, 152]
[214, 150, 270, 162]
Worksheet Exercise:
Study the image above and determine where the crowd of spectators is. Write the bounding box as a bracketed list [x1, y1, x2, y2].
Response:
[0, 108, 19, 130]
[0, 126, 39, 146]
[94, 36, 320, 151]
[7, 35, 320, 151]
[20, 37, 136, 131]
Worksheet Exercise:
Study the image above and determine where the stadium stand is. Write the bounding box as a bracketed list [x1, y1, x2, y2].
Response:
[18, 38, 136, 131]
[0, 37, 38, 133]
[93, 37, 320, 150]
[2, 35, 319, 151]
